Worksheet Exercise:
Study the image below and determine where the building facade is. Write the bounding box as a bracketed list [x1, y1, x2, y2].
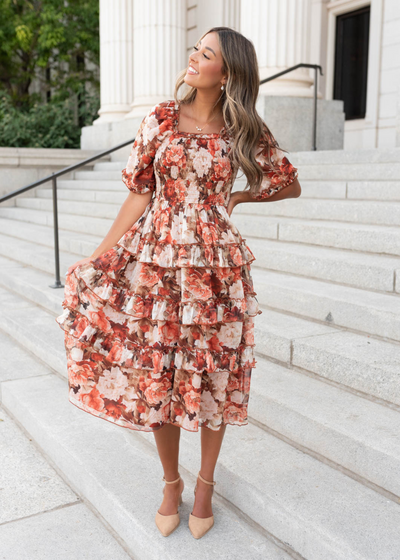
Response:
[82, 0, 400, 152]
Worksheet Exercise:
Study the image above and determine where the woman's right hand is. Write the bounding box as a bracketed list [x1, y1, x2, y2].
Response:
[66, 256, 95, 276]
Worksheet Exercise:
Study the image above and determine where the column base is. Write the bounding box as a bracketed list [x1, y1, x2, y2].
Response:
[256, 95, 345, 151]
[81, 112, 146, 159]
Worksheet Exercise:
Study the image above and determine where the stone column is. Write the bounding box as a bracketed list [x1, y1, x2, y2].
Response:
[240, 0, 314, 97]
[196, 0, 241, 36]
[93, 0, 134, 124]
[124, 0, 187, 118]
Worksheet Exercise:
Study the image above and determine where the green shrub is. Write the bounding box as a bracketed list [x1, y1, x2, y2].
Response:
[0, 87, 100, 149]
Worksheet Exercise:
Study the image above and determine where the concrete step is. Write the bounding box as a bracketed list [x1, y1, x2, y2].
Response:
[252, 267, 400, 345]
[0, 285, 66, 374]
[0, 205, 50, 226]
[287, 162, 400, 181]
[0, 232, 80, 277]
[3, 368, 399, 560]
[250, 355, 400, 498]
[93, 160, 126, 171]
[288, 147, 400, 165]
[36, 187, 127, 205]
[234, 179, 400, 202]
[0, 207, 113, 237]
[1, 268, 399, 492]
[346, 181, 400, 201]
[0, 255, 65, 315]
[0, 388, 131, 560]
[236, 197, 400, 227]
[249, 237, 399, 293]
[233, 215, 400, 257]
[0, 364, 293, 559]
[254, 306, 400, 408]
[0, 217, 102, 257]
[58, 179, 126, 191]
[295, 180, 400, 201]
[16, 197, 120, 220]
[74, 170, 125, 181]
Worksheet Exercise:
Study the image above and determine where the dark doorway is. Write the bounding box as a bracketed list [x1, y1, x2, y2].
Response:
[333, 6, 370, 120]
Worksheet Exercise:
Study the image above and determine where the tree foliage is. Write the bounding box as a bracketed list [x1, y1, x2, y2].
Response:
[0, 0, 99, 107]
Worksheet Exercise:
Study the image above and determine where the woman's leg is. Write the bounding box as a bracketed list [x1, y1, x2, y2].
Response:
[192, 423, 227, 518]
[153, 423, 184, 515]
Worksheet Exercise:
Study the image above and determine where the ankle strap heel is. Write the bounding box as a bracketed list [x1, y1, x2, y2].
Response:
[162, 474, 181, 484]
[189, 471, 216, 539]
[155, 473, 184, 537]
[197, 472, 216, 486]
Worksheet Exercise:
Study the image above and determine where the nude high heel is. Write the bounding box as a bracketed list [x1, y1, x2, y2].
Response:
[155, 474, 184, 537]
[188, 471, 216, 539]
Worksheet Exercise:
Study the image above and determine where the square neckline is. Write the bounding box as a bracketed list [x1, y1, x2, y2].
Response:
[174, 100, 226, 137]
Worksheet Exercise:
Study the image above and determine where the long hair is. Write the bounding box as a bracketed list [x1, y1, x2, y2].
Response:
[173, 26, 289, 197]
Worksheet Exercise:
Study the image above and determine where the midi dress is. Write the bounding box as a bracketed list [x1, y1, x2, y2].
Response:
[55, 99, 298, 433]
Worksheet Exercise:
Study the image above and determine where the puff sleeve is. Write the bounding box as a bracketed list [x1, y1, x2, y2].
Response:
[251, 129, 298, 201]
[121, 105, 159, 194]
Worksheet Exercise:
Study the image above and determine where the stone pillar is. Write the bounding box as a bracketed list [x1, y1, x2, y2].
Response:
[240, 0, 314, 97]
[93, 0, 134, 124]
[197, 0, 241, 35]
[124, 0, 187, 118]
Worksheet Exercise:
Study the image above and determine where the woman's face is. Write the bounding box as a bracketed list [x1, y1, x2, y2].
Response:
[184, 32, 227, 91]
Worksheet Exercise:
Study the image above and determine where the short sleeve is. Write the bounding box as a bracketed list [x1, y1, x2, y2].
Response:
[121, 105, 159, 194]
[251, 128, 298, 201]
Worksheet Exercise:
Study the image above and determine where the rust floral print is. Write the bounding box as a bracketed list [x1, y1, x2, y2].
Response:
[56, 99, 298, 433]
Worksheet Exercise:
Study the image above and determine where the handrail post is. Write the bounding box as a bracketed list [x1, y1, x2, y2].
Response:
[49, 174, 64, 288]
[259, 63, 323, 151]
[313, 66, 318, 151]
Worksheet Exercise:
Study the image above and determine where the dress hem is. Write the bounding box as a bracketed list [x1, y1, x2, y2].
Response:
[68, 393, 248, 433]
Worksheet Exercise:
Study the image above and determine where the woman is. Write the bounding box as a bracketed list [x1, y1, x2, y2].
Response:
[55, 26, 301, 540]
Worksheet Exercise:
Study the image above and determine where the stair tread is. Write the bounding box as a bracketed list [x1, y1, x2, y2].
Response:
[4, 366, 399, 560]
[252, 268, 400, 311]
[0, 231, 81, 275]
[0, 342, 293, 559]
[252, 355, 400, 443]
[0, 216, 103, 247]
[250, 237, 400, 267]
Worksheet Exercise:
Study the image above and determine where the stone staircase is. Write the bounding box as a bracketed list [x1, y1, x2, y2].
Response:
[0, 148, 399, 560]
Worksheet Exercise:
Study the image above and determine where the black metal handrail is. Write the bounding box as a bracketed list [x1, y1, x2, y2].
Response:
[0, 137, 137, 288]
[0, 61, 322, 289]
[260, 63, 323, 152]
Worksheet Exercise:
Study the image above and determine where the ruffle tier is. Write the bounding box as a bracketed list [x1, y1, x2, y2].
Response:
[56, 238, 260, 375]
[117, 198, 256, 268]
[65, 247, 259, 325]
[58, 305, 256, 374]
[55, 198, 261, 432]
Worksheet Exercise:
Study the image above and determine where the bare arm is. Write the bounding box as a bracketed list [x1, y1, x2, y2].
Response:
[227, 177, 301, 216]
[67, 190, 153, 274]
[90, 190, 153, 258]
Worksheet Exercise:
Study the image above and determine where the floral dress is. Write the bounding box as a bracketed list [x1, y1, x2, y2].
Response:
[55, 99, 298, 432]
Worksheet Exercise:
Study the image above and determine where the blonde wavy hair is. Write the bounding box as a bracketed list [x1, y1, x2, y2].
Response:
[173, 26, 289, 197]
